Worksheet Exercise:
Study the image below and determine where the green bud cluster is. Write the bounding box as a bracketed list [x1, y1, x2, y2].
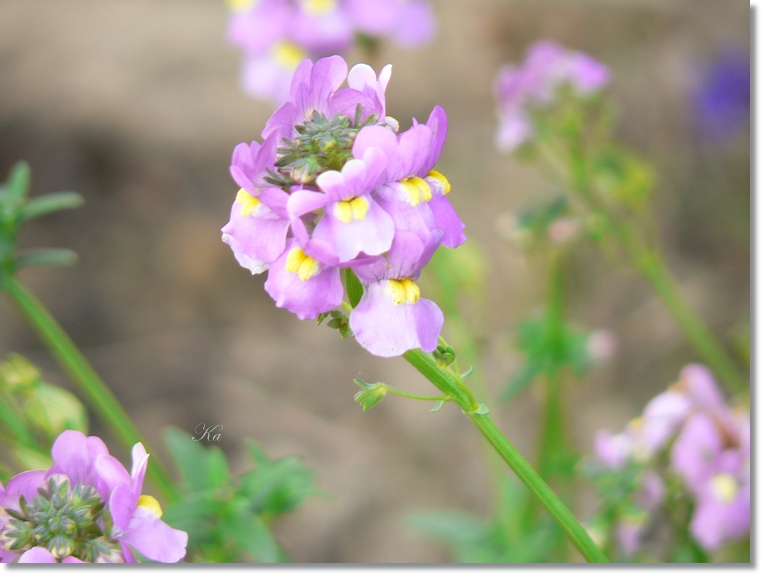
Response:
[266, 107, 377, 189]
[317, 309, 351, 339]
[433, 344, 456, 369]
[2, 476, 121, 562]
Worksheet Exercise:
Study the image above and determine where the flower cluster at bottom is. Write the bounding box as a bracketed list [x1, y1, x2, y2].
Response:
[222, 55, 466, 357]
[591, 364, 750, 556]
[0, 430, 187, 563]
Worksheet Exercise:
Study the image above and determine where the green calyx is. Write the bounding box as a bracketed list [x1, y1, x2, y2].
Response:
[268, 108, 377, 188]
[3, 476, 121, 562]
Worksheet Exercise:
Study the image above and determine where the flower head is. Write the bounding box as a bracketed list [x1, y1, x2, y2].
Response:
[493, 39, 609, 153]
[223, 55, 463, 357]
[0, 431, 187, 563]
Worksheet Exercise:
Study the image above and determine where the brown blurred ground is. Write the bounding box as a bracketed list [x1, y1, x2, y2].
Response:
[0, 0, 750, 563]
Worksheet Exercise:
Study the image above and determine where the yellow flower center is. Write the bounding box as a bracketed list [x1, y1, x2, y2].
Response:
[301, 0, 338, 17]
[709, 473, 739, 504]
[385, 279, 421, 305]
[285, 247, 320, 281]
[272, 41, 306, 70]
[399, 177, 432, 207]
[335, 196, 370, 224]
[227, 0, 258, 13]
[426, 170, 451, 195]
[137, 495, 163, 518]
[236, 188, 262, 217]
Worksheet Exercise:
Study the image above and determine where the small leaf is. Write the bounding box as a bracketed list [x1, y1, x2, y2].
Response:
[469, 403, 489, 415]
[344, 268, 364, 308]
[14, 249, 78, 270]
[7, 161, 31, 203]
[353, 381, 387, 411]
[431, 400, 445, 412]
[316, 312, 329, 326]
[461, 366, 474, 379]
[19, 192, 84, 221]
[218, 497, 287, 563]
[165, 427, 231, 493]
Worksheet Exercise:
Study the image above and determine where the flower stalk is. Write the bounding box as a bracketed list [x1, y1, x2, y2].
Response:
[403, 348, 608, 563]
[4, 275, 178, 503]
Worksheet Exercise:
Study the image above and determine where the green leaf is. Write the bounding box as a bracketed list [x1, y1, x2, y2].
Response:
[24, 381, 89, 441]
[14, 249, 78, 270]
[408, 511, 487, 544]
[19, 192, 84, 221]
[238, 443, 317, 516]
[344, 267, 364, 308]
[162, 491, 225, 547]
[6, 161, 30, 203]
[353, 379, 387, 411]
[431, 400, 445, 412]
[165, 427, 231, 493]
[218, 497, 287, 563]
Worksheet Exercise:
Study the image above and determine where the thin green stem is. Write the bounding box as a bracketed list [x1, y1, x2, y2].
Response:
[4, 276, 178, 503]
[539, 141, 747, 395]
[380, 384, 448, 403]
[403, 349, 608, 563]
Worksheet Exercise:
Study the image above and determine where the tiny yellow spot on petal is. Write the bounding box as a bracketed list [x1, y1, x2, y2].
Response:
[400, 177, 432, 206]
[427, 170, 451, 195]
[227, 0, 257, 13]
[137, 495, 163, 518]
[710, 473, 739, 504]
[285, 247, 319, 281]
[272, 41, 306, 70]
[301, 0, 337, 17]
[335, 201, 354, 224]
[385, 278, 420, 305]
[350, 196, 369, 221]
[236, 188, 261, 217]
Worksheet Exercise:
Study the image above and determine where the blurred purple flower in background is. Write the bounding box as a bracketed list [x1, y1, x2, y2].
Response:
[227, 0, 436, 104]
[693, 46, 750, 142]
[591, 364, 750, 557]
[493, 39, 609, 153]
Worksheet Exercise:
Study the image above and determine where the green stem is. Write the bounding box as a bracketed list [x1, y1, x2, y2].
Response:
[403, 349, 608, 563]
[541, 141, 747, 395]
[4, 276, 178, 503]
[380, 385, 448, 403]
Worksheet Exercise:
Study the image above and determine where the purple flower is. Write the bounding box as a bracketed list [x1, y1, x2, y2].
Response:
[693, 46, 750, 142]
[0, 430, 187, 563]
[493, 39, 609, 153]
[264, 237, 344, 320]
[221, 135, 291, 273]
[347, 0, 436, 47]
[349, 230, 444, 356]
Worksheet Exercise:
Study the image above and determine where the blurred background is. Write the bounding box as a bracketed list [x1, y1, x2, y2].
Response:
[0, 0, 750, 562]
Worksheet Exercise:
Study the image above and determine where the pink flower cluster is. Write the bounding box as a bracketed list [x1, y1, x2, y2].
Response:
[0, 431, 187, 563]
[493, 39, 609, 153]
[594, 364, 750, 554]
[228, 0, 435, 103]
[222, 55, 465, 357]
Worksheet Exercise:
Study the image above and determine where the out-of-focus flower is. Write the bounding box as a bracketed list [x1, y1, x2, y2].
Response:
[493, 39, 609, 153]
[227, 0, 436, 105]
[0, 431, 187, 563]
[222, 55, 465, 357]
[693, 46, 750, 142]
[589, 364, 750, 557]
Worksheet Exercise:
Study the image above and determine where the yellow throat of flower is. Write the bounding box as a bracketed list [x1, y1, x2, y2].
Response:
[710, 473, 739, 504]
[227, 0, 258, 13]
[137, 495, 163, 518]
[400, 177, 432, 207]
[285, 247, 320, 281]
[386, 279, 421, 305]
[236, 188, 262, 217]
[272, 41, 306, 70]
[301, 0, 338, 17]
[335, 196, 370, 224]
[427, 170, 451, 194]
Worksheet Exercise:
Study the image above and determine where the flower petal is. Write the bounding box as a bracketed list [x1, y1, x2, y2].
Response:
[121, 506, 188, 563]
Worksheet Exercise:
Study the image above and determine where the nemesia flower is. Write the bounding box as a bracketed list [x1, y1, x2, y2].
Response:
[0, 430, 187, 563]
[589, 364, 750, 557]
[493, 39, 609, 153]
[349, 230, 444, 357]
[227, 0, 436, 105]
[223, 55, 463, 357]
